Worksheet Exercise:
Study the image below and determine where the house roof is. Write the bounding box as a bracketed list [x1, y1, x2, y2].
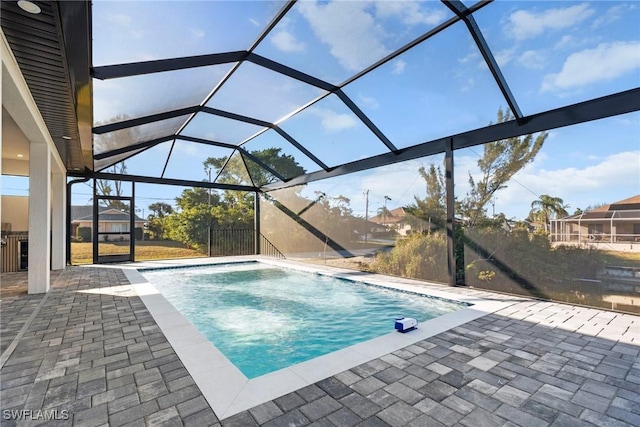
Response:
[71, 206, 144, 222]
[591, 195, 640, 212]
[559, 195, 640, 221]
[369, 207, 407, 225]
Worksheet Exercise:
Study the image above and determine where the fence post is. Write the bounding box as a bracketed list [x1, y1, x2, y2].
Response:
[254, 193, 261, 255]
[208, 227, 212, 257]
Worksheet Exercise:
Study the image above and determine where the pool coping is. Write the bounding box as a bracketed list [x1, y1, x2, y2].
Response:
[120, 257, 516, 420]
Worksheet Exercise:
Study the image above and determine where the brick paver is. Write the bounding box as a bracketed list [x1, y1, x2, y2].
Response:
[1, 265, 639, 426]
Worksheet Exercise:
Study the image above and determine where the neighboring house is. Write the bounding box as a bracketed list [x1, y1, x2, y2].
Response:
[369, 207, 413, 236]
[71, 206, 145, 241]
[550, 195, 640, 249]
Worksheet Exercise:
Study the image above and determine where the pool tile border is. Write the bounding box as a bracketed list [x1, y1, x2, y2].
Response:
[121, 257, 515, 420]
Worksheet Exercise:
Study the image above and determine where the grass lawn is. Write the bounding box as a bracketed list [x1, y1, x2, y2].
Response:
[70, 240, 640, 269]
[601, 250, 640, 268]
[71, 240, 205, 264]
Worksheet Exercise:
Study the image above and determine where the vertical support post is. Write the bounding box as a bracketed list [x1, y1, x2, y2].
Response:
[445, 138, 457, 287]
[130, 182, 135, 261]
[93, 180, 98, 264]
[610, 212, 615, 243]
[28, 142, 51, 293]
[51, 167, 66, 270]
[578, 215, 582, 242]
[66, 181, 72, 265]
[0, 71, 2, 229]
[255, 192, 261, 255]
[207, 168, 212, 257]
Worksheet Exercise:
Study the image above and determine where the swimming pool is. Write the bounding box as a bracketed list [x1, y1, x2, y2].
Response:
[125, 258, 508, 418]
[141, 262, 470, 378]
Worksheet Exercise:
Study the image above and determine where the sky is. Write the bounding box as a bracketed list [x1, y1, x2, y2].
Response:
[3, 1, 639, 221]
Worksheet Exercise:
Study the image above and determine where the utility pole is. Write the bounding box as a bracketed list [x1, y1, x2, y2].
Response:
[383, 195, 391, 230]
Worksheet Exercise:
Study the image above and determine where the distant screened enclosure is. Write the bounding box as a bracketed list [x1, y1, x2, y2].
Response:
[64, 1, 640, 313]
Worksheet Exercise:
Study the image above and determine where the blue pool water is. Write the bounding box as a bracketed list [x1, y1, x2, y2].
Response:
[142, 263, 469, 378]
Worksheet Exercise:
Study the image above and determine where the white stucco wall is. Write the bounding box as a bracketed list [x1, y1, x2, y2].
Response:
[1, 195, 28, 231]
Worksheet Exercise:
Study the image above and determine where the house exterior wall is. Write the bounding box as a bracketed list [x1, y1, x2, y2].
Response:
[556, 220, 640, 243]
[71, 220, 144, 241]
[1, 195, 28, 231]
[396, 223, 412, 236]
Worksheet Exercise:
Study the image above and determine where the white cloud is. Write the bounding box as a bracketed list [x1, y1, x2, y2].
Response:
[554, 34, 599, 51]
[494, 47, 516, 68]
[459, 51, 479, 65]
[357, 94, 379, 110]
[104, 12, 144, 39]
[593, 4, 637, 28]
[541, 41, 640, 92]
[93, 80, 124, 124]
[309, 107, 358, 133]
[106, 13, 132, 26]
[358, 160, 436, 213]
[132, 52, 158, 62]
[130, 30, 145, 40]
[460, 78, 475, 93]
[298, 1, 389, 71]
[271, 30, 306, 52]
[302, 160, 443, 218]
[517, 50, 546, 70]
[391, 59, 406, 75]
[190, 28, 205, 39]
[301, 150, 639, 220]
[489, 151, 640, 218]
[174, 141, 201, 157]
[374, 2, 447, 27]
[554, 35, 575, 51]
[506, 3, 594, 40]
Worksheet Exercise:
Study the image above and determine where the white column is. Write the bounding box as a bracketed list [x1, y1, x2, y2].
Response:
[0, 48, 3, 225]
[28, 142, 51, 293]
[51, 166, 66, 270]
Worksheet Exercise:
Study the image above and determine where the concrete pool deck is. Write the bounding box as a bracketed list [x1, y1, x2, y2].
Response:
[1, 257, 639, 426]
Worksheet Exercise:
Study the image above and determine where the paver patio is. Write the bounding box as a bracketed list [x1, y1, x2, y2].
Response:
[1, 265, 638, 426]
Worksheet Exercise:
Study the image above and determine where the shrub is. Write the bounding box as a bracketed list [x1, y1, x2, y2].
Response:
[370, 233, 448, 283]
[371, 226, 608, 303]
[463, 228, 605, 299]
[77, 227, 92, 242]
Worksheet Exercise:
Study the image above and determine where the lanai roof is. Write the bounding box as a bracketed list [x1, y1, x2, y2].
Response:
[2, 1, 639, 192]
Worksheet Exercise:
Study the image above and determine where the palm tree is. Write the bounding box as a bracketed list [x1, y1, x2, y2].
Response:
[529, 195, 569, 232]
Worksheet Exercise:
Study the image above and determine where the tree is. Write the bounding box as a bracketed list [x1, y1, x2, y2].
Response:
[405, 164, 446, 232]
[529, 194, 569, 232]
[203, 147, 306, 217]
[175, 187, 221, 211]
[458, 109, 547, 227]
[147, 202, 174, 240]
[205, 147, 305, 186]
[93, 162, 129, 210]
[376, 206, 393, 221]
[93, 115, 139, 210]
[148, 202, 173, 218]
[164, 146, 306, 251]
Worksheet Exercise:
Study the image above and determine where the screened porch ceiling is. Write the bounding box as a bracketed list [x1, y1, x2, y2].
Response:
[5, 1, 640, 191]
